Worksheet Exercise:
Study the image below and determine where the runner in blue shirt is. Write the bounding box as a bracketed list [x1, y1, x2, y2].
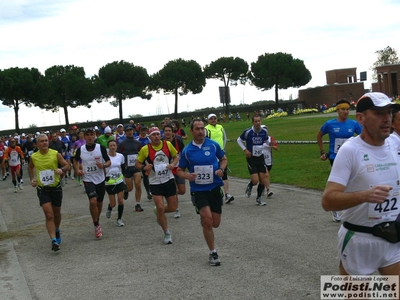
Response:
[317, 98, 362, 222]
[237, 114, 269, 206]
[177, 119, 227, 266]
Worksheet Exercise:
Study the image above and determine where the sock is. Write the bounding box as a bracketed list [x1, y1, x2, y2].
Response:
[165, 229, 170, 235]
[12, 179, 16, 187]
[94, 221, 99, 227]
[257, 184, 265, 197]
[118, 204, 124, 219]
[135, 202, 140, 205]
[51, 238, 57, 243]
[210, 249, 217, 254]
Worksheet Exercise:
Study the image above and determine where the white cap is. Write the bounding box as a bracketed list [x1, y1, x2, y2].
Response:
[105, 126, 112, 133]
[60, 128, 66, 133]
[356, 92, 394, 112]
[208, 113, 217, 119]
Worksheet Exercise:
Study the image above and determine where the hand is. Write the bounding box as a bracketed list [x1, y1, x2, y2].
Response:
[188, 173, 197, 182]
[365, 185, 393, 204]
[320, 153, 327, 161]
[30, 179, 37, 187]
[215, 169, 224, 177]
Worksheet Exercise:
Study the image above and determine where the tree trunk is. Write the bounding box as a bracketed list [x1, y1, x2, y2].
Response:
[174, 88, 178, 120]
[274, 85, 279, 109]
[118, 97, 123, 123]
[14, 102, 20, 133]
[225, 85, 230, 116]
[63, 105, 70, 127]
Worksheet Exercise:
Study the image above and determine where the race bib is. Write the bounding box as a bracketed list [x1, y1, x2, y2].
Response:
[368, 180, 400, 221]
[127, 154, 137, 167]
[10, 151, 19, 163]
[194, 165, 213, 185]
[252, 145, 263, 157]
[84, 161, 98, 174]
[264, 152, 272, 165]
[334, 138, 347, 153]
[39, 169, 55, 186]
[154, 163, 170, 183]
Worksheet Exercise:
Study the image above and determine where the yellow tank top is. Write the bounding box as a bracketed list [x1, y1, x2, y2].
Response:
[31, 149, 60, 187]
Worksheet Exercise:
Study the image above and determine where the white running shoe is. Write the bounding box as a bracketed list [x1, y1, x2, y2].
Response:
[174, 209, 181, 219]
[332, 211, 341, 222]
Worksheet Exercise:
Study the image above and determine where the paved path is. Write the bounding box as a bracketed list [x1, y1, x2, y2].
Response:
[0, 166, 339, 300]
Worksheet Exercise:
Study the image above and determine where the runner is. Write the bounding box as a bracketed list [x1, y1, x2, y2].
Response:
[177, 119, 227, 266]
[4, 137, 24, 193]
[135, 127, 179, 244]
[105, 139, 126, 226]
[237, 114, 268, 206]
[28, 133, 70, 251]
[73, 128, 111, 238]
[162, 122, 186, 218]
[117, 126, 144, 212]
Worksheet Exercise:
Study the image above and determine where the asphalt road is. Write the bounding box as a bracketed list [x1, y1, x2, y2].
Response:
[0, 165, 339, 300]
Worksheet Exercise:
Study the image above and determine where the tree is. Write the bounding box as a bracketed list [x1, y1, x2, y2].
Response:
[0, 67, 43, 132]
[249, 52, 311, 107]
[203, 57, 248, 115]
[371, 46, 400, 81]
[39, 65, 94, 127]
[97, 60, 151, 123]
[151, 58, 205, 119]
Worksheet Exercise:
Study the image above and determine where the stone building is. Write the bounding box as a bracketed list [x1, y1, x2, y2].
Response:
[372, 64, 400, 96]
[298, 68, 365, 108]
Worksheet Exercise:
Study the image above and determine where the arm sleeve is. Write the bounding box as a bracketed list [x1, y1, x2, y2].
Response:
[100, 145, 110, 162]
[237, 136, 246, 151]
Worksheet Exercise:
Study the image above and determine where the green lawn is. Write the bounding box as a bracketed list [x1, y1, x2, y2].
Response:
[189, 112, 358, 191]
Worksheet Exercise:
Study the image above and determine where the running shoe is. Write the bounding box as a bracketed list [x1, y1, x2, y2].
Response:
[267, 190, 273, 197]
[52, 241, 60, 252]
[123, 190, 129, 200]
[135, 204, 143, 212]
[106, 209, 112, 219]
[147, 192, 153, 200]
[117, 219, 124, 227]
[18, 183, 23, 190]
[2, 176, 6, 181]
[20, 179, 23, 184]
[164, 232, 173, 244]
[256, 197, 266, 206]
[209, 252, 221, 266]
[95, 224, 102, 238]
[14, 187, 18, 193]
[225, 194, 235, 204]
[332, 211, 341, 222]
[174, 209, 181, 219]
[245, 183, 252, 198]
[55, 230, 62, 244]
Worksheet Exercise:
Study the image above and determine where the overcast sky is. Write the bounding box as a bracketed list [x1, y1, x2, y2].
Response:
[1, 0, 399, 131]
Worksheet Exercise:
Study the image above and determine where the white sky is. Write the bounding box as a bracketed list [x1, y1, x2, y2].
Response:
[0, 0, 399, 131]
